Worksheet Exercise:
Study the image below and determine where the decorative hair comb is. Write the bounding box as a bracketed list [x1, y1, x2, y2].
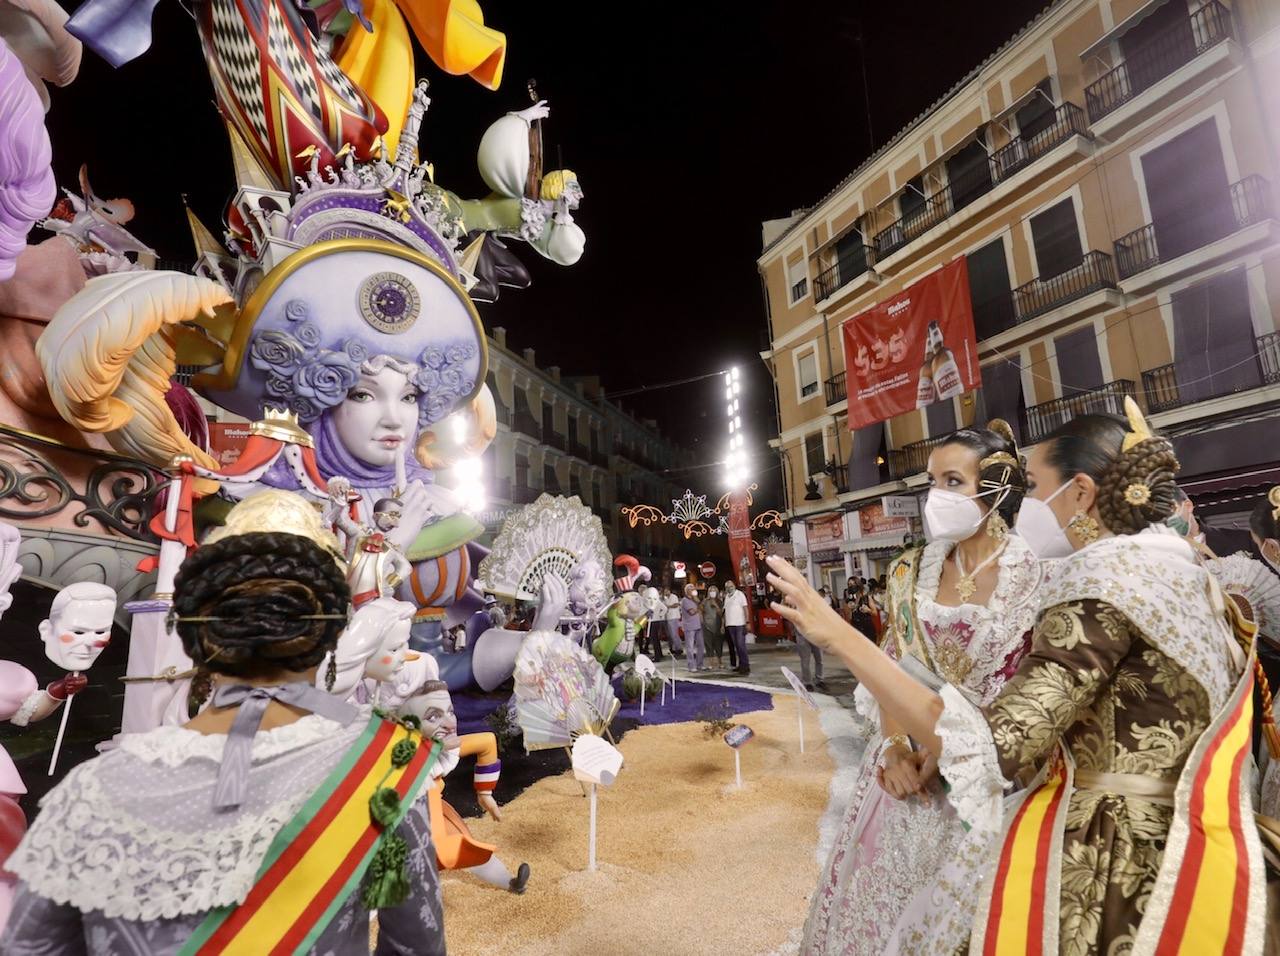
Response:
[1120, 396, 1156, 452]
[1270, 486, 1280, 522]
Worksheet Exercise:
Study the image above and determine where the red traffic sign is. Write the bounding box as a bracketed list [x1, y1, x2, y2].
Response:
[699, 561, 717, 579]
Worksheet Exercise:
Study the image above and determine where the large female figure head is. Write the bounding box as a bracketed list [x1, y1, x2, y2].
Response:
[1016, 399, 1179, 558]
[923, 420, 1025, 544]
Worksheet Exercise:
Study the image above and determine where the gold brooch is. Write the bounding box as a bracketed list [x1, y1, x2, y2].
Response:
[1124, 482, 1151, 506]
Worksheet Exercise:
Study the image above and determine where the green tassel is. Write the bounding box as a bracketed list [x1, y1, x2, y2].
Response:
[361, 832, 410, 909]
[368, 787, 402, 828]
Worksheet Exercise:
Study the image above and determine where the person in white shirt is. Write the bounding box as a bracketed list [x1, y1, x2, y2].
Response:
[662, 587, 684, 657]
[722, 580, 750, 675]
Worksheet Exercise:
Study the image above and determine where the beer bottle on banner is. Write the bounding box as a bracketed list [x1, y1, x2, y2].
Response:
[915, 324, 939, 408]
[929, 320, 964, 399]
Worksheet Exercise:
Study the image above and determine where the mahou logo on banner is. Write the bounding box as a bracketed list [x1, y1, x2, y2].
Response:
[841, 258, 981, 430]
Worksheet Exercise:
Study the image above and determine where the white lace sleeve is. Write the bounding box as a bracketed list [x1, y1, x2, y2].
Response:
[936, 683, 1008, 835]
[852, 682, 880, 727]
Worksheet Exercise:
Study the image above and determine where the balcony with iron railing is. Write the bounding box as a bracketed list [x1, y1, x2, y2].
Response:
[513, 484, 541, 504]
[1012, 251, 1118, 323]
[1142, 334, 1280, 413]
[543, 430, 567, 452]
[1114, 175, 1273, 279]
[814, 247, 875, 301]
[990, 103, 1089, 183]
[493, 400, 511, 426]
[1084, 1, 1234, 123]
[825, 371, 848, 406]
[568, 438, 591, 461]
[1023, 380, 1135, 444]
[874, 192, 952, 258]
[491, 477, 512, 501]
[513, 411, 541, 440]
[887, 435, 949, 480]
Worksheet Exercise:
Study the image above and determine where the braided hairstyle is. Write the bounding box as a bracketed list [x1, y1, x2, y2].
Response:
[1249, 491, 1280, 543]
[1043, 413, 1180, 535]
[172, 532, 351, 679]
[937, 420, 1026, 526]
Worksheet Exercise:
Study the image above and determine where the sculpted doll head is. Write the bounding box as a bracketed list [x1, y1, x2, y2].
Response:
[330, 359, 421, 469]
[325, 596, 417, 695]
[39, 582, 116, 671]
[401, 680, 459, 750]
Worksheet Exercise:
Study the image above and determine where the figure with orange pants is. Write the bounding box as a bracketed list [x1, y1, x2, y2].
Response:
[400, 679, 530, 893]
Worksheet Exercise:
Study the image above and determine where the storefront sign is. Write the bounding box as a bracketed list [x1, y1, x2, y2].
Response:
[805, 513, 844, 551]
[478, 504, 520, 528]
[841, 257, 981, 430]
[881, 495, 920, 518]
[858, 502, 911, 537]
[810, 549, 843, 565]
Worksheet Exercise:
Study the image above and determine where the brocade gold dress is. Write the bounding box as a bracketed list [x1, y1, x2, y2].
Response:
[937, 528, 1265, 956]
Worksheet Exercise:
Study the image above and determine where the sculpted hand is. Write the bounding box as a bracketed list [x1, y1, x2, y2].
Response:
[515, 100, 550, 124]
[533, 573, 568, 631]
[766, 555, 859, 652]
[478, 792, 503, 822]
[387, 480, 435, 550]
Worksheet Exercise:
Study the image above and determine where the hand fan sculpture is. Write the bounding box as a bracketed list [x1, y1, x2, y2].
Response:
[26, 0, 593, 731]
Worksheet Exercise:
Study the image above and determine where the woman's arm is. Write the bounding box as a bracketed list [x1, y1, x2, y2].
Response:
[767, 556, 946, 754]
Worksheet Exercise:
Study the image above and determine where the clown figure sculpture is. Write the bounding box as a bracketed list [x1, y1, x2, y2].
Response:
[38, 582, 116, 673]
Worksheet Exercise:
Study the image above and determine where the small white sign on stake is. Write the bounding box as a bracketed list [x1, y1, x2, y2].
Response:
[723, 725, 754, 789]
[571, 734, 624, 872]
[780, 666, 820, 754]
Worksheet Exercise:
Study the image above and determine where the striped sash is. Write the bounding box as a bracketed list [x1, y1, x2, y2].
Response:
[179, 716, 440, 956]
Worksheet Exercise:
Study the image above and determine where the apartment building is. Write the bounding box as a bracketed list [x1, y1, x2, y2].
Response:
[759, 0, 1280, 591]
[481, 327, 689, 562]
[193, 327, 689, 561]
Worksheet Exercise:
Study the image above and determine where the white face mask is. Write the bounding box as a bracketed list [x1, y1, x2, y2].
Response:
[923, 487, 1006, 543]
[1014, 480, 1075, 559]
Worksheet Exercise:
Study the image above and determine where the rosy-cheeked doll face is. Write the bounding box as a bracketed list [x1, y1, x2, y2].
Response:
[364, 616, 411, 682]
[41, 599, 114, 671]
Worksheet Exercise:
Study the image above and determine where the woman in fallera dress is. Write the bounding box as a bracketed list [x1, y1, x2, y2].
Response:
[803, 422, 1043, 955]
[781, 401, 1273, 956]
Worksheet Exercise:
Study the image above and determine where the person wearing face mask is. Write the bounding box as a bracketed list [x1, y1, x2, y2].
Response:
[801, 421, 1041, 955]
[722, 580, 749, 674]
[776, 399, 1276, 956]
[701, 586, 725, 669]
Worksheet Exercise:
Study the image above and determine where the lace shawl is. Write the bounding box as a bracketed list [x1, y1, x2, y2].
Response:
[5, 711, 371, 921]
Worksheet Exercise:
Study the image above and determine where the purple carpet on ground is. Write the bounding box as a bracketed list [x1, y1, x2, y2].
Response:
[450, 679, 774, 736]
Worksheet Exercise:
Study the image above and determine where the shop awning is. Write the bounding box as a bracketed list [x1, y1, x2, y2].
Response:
[1079, 0, 1173, 59]
[1179, 465, 1280, 497]
[841, 532, 906, 553]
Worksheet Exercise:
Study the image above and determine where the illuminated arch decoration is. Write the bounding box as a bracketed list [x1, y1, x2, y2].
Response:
[621, 485, 782, 547]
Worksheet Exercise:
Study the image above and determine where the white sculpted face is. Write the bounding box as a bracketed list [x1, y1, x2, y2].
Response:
[41, 597, 115, 670]
[364, 615, 412, 682]
[407, 689, 459, 750]
[332, 366, 420, 468]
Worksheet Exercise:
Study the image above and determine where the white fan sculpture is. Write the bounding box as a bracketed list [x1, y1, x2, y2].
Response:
[479, 493, 612, 603]
[512, 630, 620, 751]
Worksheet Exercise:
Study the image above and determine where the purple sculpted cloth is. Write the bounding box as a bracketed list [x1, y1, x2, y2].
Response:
[0, 38, 56, 281]
[259, 408, 434, 491]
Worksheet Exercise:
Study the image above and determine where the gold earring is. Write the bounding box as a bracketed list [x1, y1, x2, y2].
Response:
[1068, 510, 1100, 545]
[986, 512, 1008, 540]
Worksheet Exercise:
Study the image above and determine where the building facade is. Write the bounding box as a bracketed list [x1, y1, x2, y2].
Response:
[759, 0, 1280, 589]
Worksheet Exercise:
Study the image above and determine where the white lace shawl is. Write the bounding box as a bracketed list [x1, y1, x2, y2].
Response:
[854, 537, 1042, 727]
[5, 710, 372, 922]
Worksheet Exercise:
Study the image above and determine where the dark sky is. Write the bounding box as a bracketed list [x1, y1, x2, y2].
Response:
[44, 0, 1047, 509]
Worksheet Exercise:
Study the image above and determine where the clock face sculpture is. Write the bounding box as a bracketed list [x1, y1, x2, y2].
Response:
[359, 271, 422, 333]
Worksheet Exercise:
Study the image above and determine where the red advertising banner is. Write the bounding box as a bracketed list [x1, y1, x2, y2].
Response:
[857, 502, 910, 537]
[208, 423, 252, 469]
[805, 513, 844, 549]
[726, 490, 757, 589]
[842, 257, 980, 430]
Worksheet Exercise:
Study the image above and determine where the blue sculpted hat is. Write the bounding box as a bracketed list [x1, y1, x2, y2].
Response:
[196, 238, 486, 429]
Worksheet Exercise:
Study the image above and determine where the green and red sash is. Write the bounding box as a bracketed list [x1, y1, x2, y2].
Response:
[971, 651, 1265, 956]
[179, 716, 440, 956]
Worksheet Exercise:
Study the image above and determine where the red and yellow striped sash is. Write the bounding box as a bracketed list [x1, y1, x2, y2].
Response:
[1144, 661, 1260, 956]
[180, 717, 439, 956]
[975, 749, 1070, 956]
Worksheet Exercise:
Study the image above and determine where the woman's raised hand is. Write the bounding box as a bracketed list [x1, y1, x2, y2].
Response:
[765, 555, 860, 652]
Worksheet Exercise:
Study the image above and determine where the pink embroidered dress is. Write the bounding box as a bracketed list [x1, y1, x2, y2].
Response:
[802, 536, 1042, 955]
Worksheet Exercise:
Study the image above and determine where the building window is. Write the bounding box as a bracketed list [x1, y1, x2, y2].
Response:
[593, 481, 603, 508]
[1029, 198, 1083, 279]
[1170, 269, 1259, 403]
[542, 401, 555, 436]
[788, 258, 809, 303]
[796, 345, 820, 401]
[543, 463, 559, 492]
[968, 237, 1014, 340]
[1016, 79, 1055, 141]
[900, 174, 926, 222]
[947, 138, 993, 212]
[804, 432, 825, 477]
[1140, 119, 1234, 261]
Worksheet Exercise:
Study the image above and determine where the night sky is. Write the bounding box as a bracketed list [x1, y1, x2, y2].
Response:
[43, 0, 1048, 509]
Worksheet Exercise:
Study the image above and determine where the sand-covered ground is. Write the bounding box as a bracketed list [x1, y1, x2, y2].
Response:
[438, 694, 832, 955]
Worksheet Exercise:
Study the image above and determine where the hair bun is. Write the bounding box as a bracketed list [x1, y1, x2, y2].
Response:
[1098, 436, 1180, 534]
